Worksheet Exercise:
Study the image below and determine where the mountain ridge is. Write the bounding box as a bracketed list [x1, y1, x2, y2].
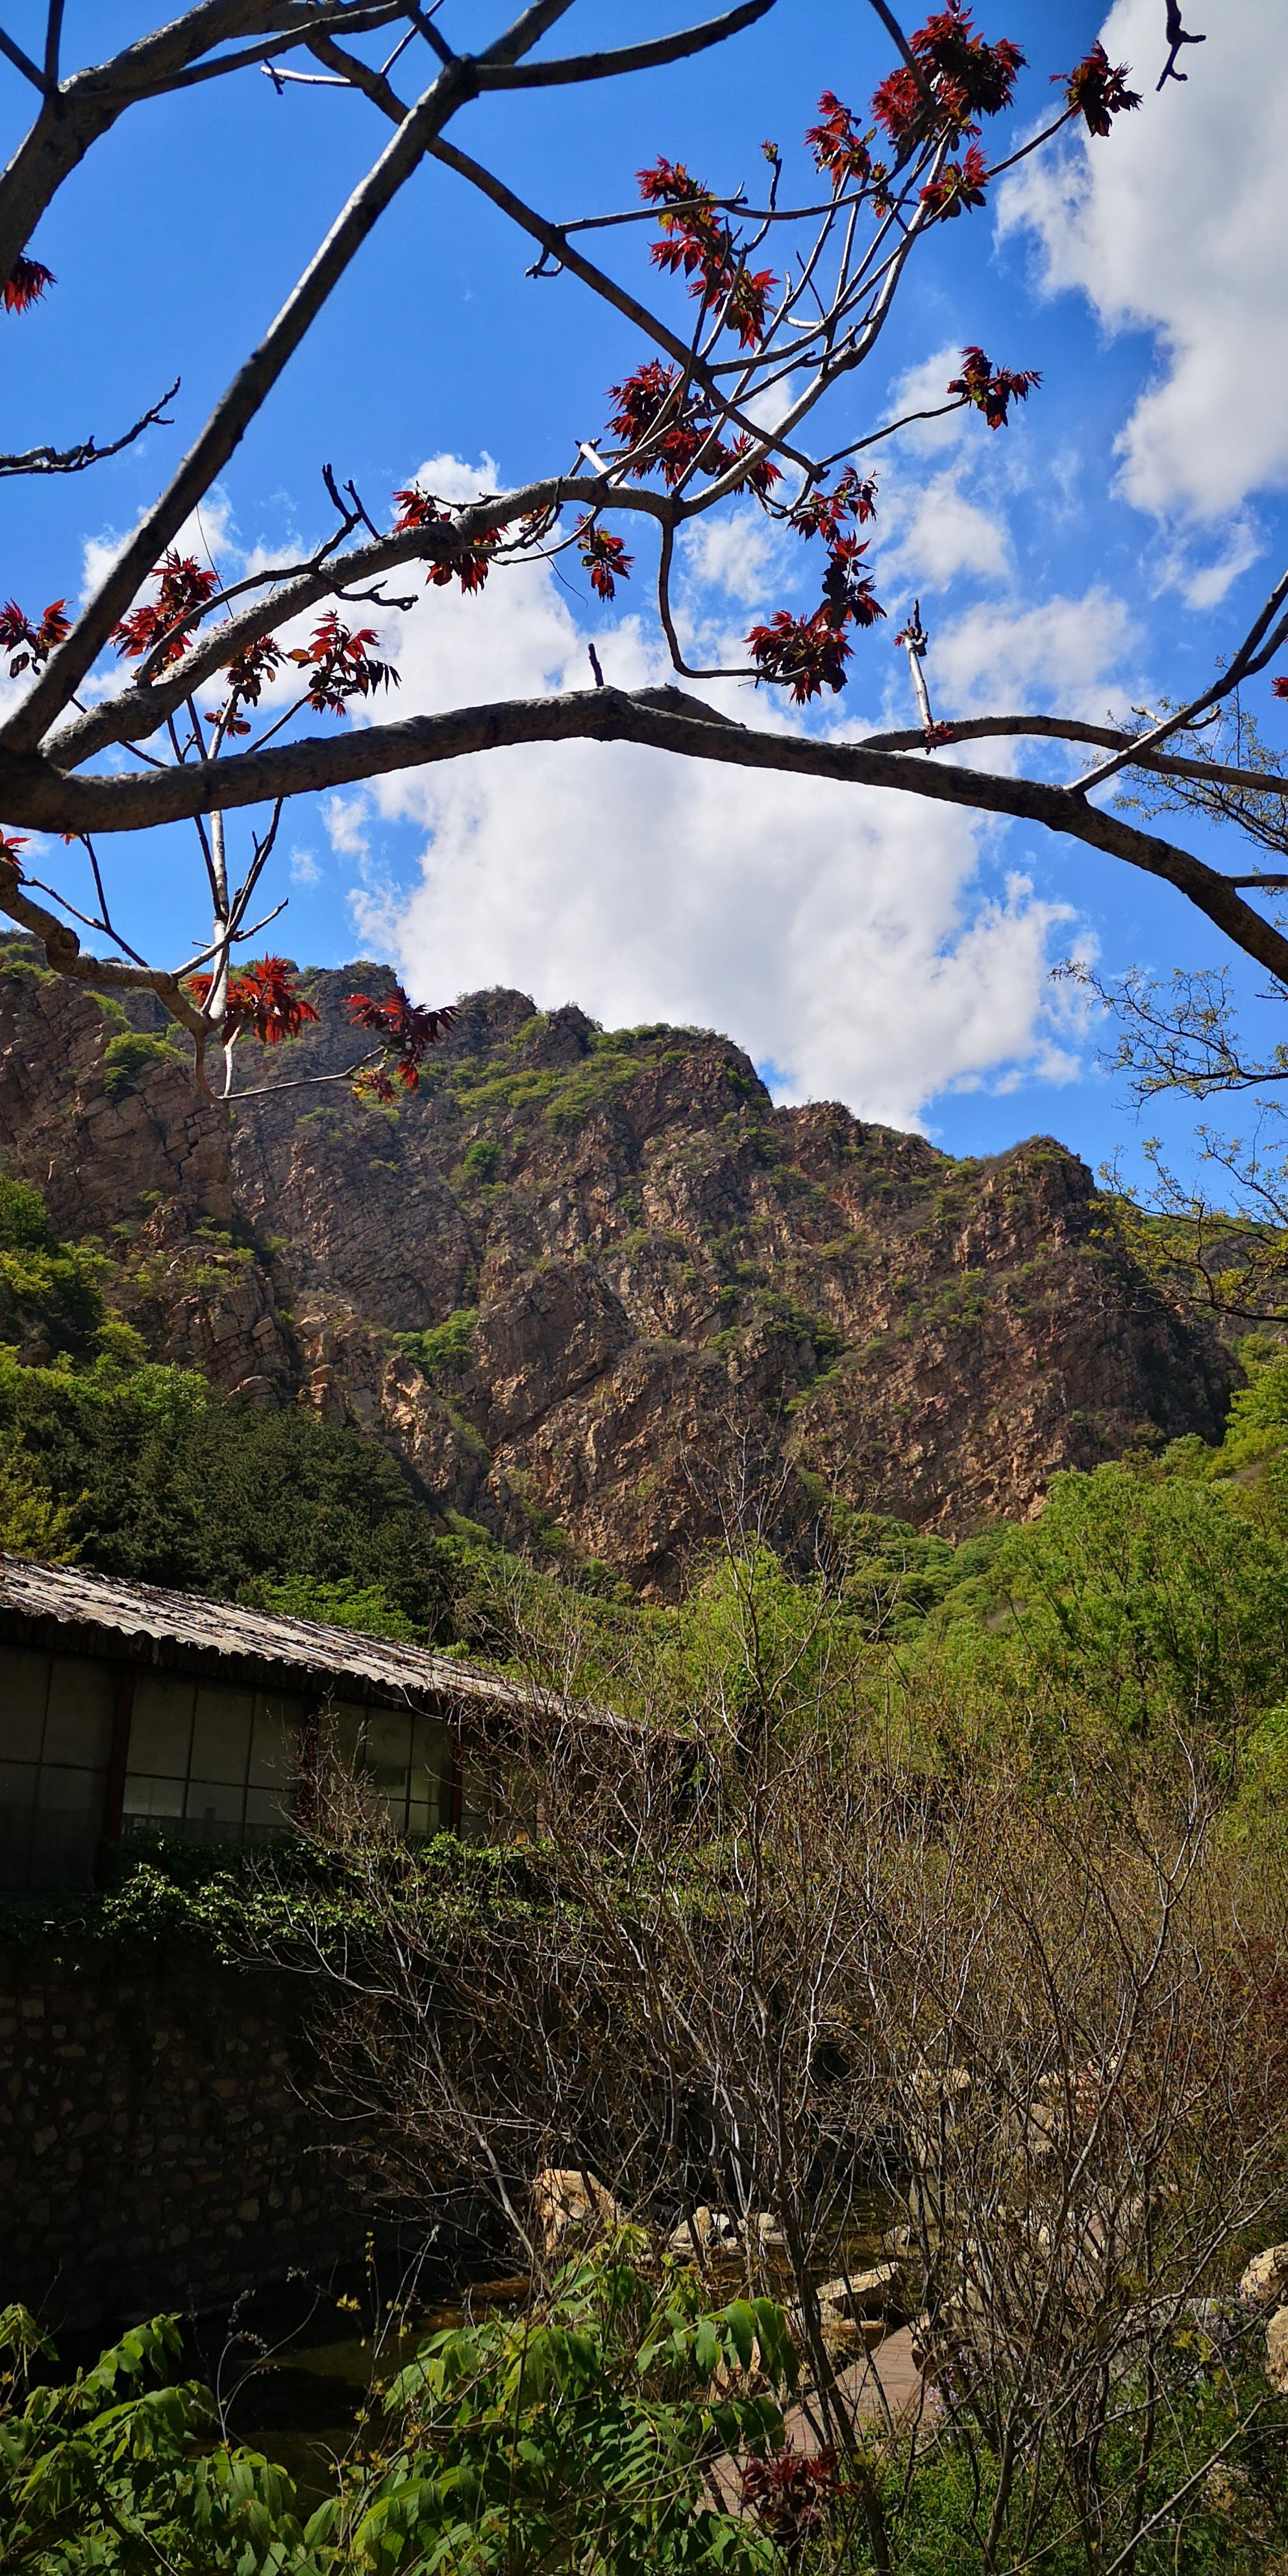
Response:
[0, 945, 1236, 1596]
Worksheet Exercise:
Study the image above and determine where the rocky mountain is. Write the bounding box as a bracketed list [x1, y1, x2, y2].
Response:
[0, 947, 1236, 1595]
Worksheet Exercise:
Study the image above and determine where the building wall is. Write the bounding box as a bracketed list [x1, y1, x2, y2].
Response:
[0, 1941, 382, 2336]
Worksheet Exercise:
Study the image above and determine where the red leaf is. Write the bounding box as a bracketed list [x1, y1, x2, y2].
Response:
[112, 553, 219, 665]
[805, 92, 873, 190]
[747, 607, 855, 704]
[948, 345, 1041, 429]
[1059, 42, 1141, 138]
[1273, 678, 1288, 700]
[873, 5, 1024, 149]
[575, 516, 634, 603]
[3, 252, 55, 314]
[345, 984, 456, 1097]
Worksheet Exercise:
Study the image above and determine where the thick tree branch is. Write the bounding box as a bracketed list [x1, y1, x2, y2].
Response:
[0, 854, 205, 1039]
[8, 685, 1288, 989]
[859, 714, 1288, 798]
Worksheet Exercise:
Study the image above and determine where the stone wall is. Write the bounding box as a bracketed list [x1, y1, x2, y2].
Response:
[0, 1942, 375, 2336]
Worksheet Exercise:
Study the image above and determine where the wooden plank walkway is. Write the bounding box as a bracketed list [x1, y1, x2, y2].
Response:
[707, 2328, 939, 2512]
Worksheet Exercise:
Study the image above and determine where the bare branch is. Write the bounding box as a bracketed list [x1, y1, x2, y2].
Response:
[472, 1, 778, 93]
[0, 24, 47, 91]
[860, 712, 1288, 798]
[1158, 1, 1206, 92]
[0, 377, 180, 480]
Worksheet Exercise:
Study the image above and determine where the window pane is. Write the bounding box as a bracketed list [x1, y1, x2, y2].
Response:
[0, 1758, 38, 1814]
[244, 1784, 291, 1840]
[43, 1657, 114, 1768]
[121, 1774, 185, 1821]
[183, 1778, 245, 1842]
[129, 1673, 195, 1778]
[366, 1710, 412, 1794]
[0, 1796, 33, 1889]
[29, 1809, 97, 1889]
[1, 1650, 49, 1761]
[191, 1687, 254, 1785]
[36, 1763, 102, 1814]
[248, 1693, 302, 1789]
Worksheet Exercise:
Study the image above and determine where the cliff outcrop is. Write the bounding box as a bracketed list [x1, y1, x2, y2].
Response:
[0, 947, 1237, 1593]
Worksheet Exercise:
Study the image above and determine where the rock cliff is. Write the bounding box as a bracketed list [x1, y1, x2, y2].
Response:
[0, 948, 1236, 1594]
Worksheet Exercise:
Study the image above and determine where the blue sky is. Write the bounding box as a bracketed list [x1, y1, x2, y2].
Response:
[5, 0, 1287, 1182]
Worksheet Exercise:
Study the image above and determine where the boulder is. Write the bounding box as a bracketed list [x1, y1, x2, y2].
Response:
[530, 2167, 624, 2256]
[1267, 2305, 1288, 2397]
[815, 2261, 905, 2323]
[1240, 2242, 1288, 2311]
[667, 2205, 739, 2257]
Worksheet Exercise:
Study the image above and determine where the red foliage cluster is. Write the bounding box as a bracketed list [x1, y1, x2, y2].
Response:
[948, 344, 1041, 429]
[920, 140, 990, 219]
[207, 635, 286, 736]
[393, 485, 501, 592]
[1272, 678, 1288, 700]
[575, 516, 634, 602]
[112, 553, 219, 666]
[638, 156, 775, 349]
[806, 91, 874, 191]
[187, 956, 320, 1046]
[345, 984, 456, 1098]
[287, 613, 399, 714]
[0, 831, 27, 867]
[789, 467, 878, 545]
[3, 252, 55, 314]
[0, 598, 69, 678]
[749, 468, 886, 704]
[1059, 42, 1142, 137]
[605, 361, 779, 497]
[741, 2449, 840, 2547]
[873, 5, 1024, 153]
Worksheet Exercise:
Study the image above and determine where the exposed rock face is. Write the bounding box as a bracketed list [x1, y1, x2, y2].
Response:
[0, 952, 1237, 1591]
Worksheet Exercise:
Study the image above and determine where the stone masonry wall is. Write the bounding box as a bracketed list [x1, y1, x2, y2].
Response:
[0, 1944, 376, 2337]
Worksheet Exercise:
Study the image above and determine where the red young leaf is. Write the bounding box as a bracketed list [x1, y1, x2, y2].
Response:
[186, 957, 320, 1046]
[722, 434, 783, 499]
[638, 154, 775, 348]
[0, 597, 69, 678]
[948, 345, 1041, 429]
[920, 140, 990, 219]
[575, 516, 634, 602]
[0, 830, 27, 867]
[805, 92, 874, 190]
[393, 485, 501, 593]
[112, 554, 219, 665]
[206, 635, 286, 736]
[873, 5, 1023, 150]
[789, 468, 878, 545]
[287, 612, 400, 713]
[345, 985, 456, 1096]
[747, 606, 854, 704]
[3, 252, 55, 314]
[1059, 42, 1142, 138]
[1272, 678, 1288, 700]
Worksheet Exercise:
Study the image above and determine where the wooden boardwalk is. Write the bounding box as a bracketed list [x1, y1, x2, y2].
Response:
[707, 2328, 938, 2512]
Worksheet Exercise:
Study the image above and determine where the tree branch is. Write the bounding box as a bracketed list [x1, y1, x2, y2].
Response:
[471, 1, 778, 92]
[0, 46, 478, 751]
[10, 684, 1288, 988]
[859, 713, 1288, 798]
[0, 377, 180, 480]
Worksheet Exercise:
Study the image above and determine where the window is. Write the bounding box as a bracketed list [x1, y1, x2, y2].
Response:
[0, 1647, 115, 1890]
[317, 1699, 454, 1839]
[121, 1678, 304, 1848]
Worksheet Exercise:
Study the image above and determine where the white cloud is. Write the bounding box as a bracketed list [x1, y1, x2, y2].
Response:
[879, 471, 1011, 593]
[934, 586, 1139, 720]
[884, 344, 974, 456]
[344, 456, 1091, 1128]
[999, 0, 1288, 525]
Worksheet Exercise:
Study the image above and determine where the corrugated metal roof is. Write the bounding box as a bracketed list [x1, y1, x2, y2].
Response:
[0, 1553, 541, 1720]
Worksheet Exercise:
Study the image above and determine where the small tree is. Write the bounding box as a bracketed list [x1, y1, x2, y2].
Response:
[6, 1, 1278, 1120]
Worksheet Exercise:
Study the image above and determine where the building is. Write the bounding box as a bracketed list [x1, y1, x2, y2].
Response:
[0, 1554, 551, 1892]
